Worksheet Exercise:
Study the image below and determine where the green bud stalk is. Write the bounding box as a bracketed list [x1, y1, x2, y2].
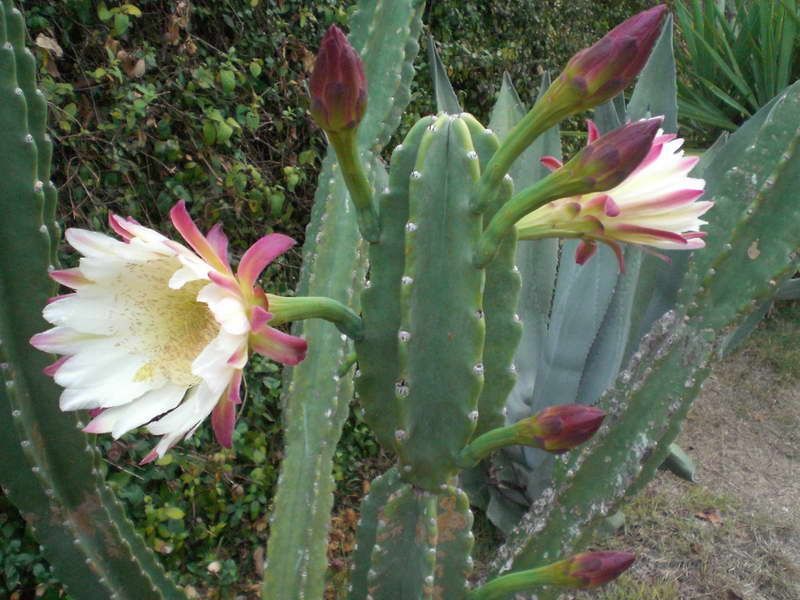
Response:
[267, 294, 364, 340]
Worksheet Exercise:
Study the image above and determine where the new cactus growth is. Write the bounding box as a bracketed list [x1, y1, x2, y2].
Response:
[3, 2, 799, 600]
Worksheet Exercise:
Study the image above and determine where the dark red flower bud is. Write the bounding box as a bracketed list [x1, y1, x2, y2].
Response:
[309, 25, 367, 133]
[565, 551, 636, 588]
[566, 117, 663, 192]
[561, 5, 668, 107]
[515, 404, 605, 453]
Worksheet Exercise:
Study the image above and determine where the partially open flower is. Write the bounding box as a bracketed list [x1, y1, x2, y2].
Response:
[516, 118, 711, 271]
[31, 201, 307, 463]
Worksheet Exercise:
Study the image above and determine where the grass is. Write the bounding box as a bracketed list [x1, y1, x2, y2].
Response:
[746, 301, 800, 379]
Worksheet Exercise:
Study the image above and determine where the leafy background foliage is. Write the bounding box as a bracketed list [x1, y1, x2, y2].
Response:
[3, 0, 657, 597]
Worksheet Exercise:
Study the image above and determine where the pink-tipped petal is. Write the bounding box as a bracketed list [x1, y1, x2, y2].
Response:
[43, 356, 70, 377]
[211, 396, 236, 448]
[227, 344, 248, 369]
[605, 240, 626, 272]
[208, 270, 242, 297]
[237, 234, 296, 289]
[251, 326, 308, 366]
[228, 370, 243, 405]
[540, 155, 564, 172]
[636, 188, 705, 210]
[50, 268, 92, 289]
[617, 224, 689, 244]
[603, 195, 621, 217]
[169, 201, 229, 271]
[586, 119, 600, 144]
[250, 306, 274, 330]
[139, 449, 160, 466]
[630, 138, 664, 174]
[207, 223, 230, 265]
[108, 214, 134, 241]
[47, 293, 72, 305]
[575, 240, 598, 265]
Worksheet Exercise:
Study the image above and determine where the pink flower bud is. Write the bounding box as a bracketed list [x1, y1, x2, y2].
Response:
[567, 118, 663, 192]
[309, 25, 367, 133]
[560, 5, 668, 107]
[516, 404, 605, 453]
[564, 551, 636, 588]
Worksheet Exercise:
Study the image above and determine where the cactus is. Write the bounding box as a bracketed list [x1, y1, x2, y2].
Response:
[7, 3, 800, 600]
[0, 3, 184, 598]
[262, 2, 425, 598]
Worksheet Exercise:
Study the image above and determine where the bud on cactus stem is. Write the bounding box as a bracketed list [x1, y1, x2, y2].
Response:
[327, 130, 381, 242]
[467, 552, 635, 600]
[472, 5, 667, 213]
[266, 294, 365, 340]
[457, 404, 605, 467]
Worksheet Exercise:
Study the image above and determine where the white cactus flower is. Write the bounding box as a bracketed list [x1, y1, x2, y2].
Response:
[31, 201, 307, 463]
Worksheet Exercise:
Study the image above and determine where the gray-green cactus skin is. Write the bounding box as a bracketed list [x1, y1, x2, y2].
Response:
[4, 2, 800, 600]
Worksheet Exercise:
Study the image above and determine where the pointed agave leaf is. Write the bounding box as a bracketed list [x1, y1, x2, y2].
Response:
[427, 35, 461, 114]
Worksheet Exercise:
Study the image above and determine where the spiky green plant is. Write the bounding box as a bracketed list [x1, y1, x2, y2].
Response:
[2, 3, 800, 600]
[675, 0, 800, 134]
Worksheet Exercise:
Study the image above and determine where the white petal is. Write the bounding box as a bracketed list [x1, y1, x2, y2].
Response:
[197, 284, 250, 335]
[43, 294, 121, 335]
[147, 382, 220, 436]
[192, 332, 243, 395]
[105, 384, 187, 438]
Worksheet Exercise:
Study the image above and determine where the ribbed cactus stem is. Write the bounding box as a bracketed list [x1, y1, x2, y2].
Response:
[266, 294, 364, 340]
[475, 172, 582, 267]
[327, 129, 380, 242]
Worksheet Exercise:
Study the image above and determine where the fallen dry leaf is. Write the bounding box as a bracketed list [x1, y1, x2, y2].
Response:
[35, 33, 63, 57]
[695, 507, 723, 525]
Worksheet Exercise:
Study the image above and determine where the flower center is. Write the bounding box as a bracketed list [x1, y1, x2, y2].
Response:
[110, 257, 218, 387]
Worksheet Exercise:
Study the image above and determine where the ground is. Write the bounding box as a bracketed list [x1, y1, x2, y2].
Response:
[572, 302, 800, 600]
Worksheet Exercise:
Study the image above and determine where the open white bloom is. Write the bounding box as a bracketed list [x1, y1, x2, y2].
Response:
[31, 201, 306, 463]
[516, 119, 712, 270]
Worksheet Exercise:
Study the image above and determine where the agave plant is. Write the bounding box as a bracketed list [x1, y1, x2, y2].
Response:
[1, 1, 799, 599]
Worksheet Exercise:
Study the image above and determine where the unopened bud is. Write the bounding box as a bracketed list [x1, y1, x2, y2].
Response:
[562, 551, 636, 588]
[515, 404, 605, 453]
[309, 25, 367, 133]
[557, 5, 668, 110]
[562, 118, 663, 192]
